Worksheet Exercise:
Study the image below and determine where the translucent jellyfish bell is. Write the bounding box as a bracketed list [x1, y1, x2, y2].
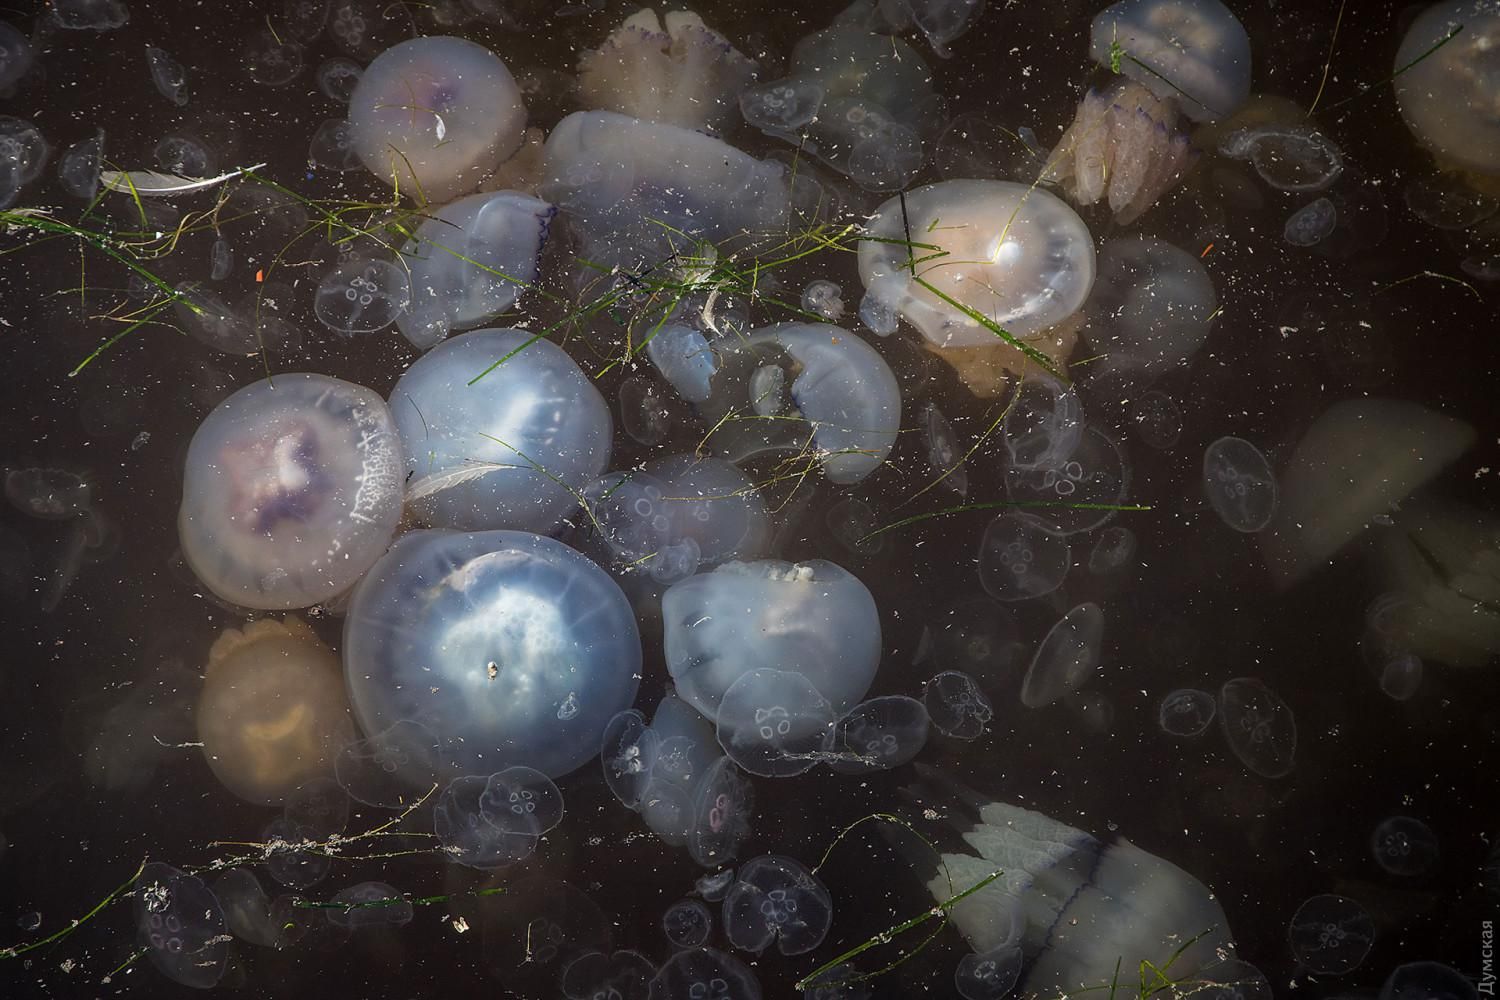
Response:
[1202, 435, 1277, 533]
[135, 863, 230, 989]
[1218, 677, 1296, 778]
[343, 529, 642, 780]
[1079, 236, 1218, 380]
[662, 899, 713, 948]
[716, 668, 837, 777]
[347, 36, 527, 202]
[1021, 603, 1106, 708]
[648, 948, 762, 1000]
[177, 374, 404, 610]
[1394, 0, 1500, 175]
[978, 512, 1071, 602]
[390, 329, 612, 534]
[722, 855, 833, 956]
[829, 695, 930, 774]
[1088, 0, 1252, 123]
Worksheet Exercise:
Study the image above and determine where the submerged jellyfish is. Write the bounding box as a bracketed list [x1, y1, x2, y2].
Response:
[923, 671, 993, 740]
[638, 692, 723, 848]
[577, 9, 757, 134]
[177, 374, 404, 610]
[0, 22, 33, 91]
[906, 769, 1235, 998]
[563, 950, 659, 1000]
[1202, 435, 1277, 533]
[830, 695, 930, 774]
[662, 899, 713, 948]
[648, 947, 762, 1000]
[196, 616, 354, 805]
[1287, 894, 1374, 975]
[314, 257, 410, 335]
[1021, 603, 1106, 708]
[1394, 0, 1500, 176]
[1218, 677, 1296, 778]
[1370, 815, 1440, 877]
[858, 181, 1094, 396]
[1079, 236, 1218, 380]
[343, 529, 641, 780]
[1157, 689, 1215, 737]
[390, 328, 611, 533]
[329, 882, 413, 929]
[135, 863, 230, 989]
[978, 513, 1071, 602]
[739, 18, 942, 190]
[722, 855, 833, 956]
[348, 36, 527, 202]
[394, 191, 556, 350]
[336, 719, 451, 808]
[716, 668, 836, 778]
[663, 558, 882, 719]
[602, 709, 661, 809]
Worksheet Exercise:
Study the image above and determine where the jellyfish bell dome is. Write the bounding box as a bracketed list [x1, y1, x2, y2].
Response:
[342, 529, 641, 780]
[1393, 0, 1500, 176]
[347, 35, 527, 203]
[1088, 0, 1252, 123]
[177, 373, 404, 611]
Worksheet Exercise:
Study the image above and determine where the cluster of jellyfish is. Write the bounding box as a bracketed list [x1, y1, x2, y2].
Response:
[9, 0, 1496, 995]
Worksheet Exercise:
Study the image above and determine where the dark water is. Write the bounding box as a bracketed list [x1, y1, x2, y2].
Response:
[1, 1, 1498, 998]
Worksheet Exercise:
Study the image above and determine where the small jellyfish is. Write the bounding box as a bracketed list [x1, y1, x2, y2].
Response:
[1079, 237, 1218, 380]
[282, 0, 329, 40]
[434, 774, 536, 869]
[978, 513, 1071, 602]
[211, 868, 287, 948]
[647, 323, 721, 404]
[1284, 198, 1338, 247]
[134, 863, 230, 989]
[316, 57, 362, 102]
[922, 401, 969, 496]
[1088, 0, 1251, 123]
[1380, 962, 1478, 1000]
[50, 0, 129, 31]
[802, 280, 846, 322]
[0, 116, 50, 210]
[5, 467, 91, 520]
[1218, 677, 1296, 778]
[825, 497, 885, 556]
[1404, 171, 1499, 230]
[602, 709, 661, 810]
[1157, 689, 1216, 738]
[482, 765, 564, 839]
[59, 130, 105, 199]
[1218, 126, 1344, 193]
[262, 815, 332, 889]
[662, 899, 713, 949]
[178, 374, 404, 610]
[640, 692, 721, 848]
[1202, 436, 1277, 533]
[1369, 816, 1440, 877]
[956, 944, 1024, 1000]
[648, 947, 762, 1000]
[1088, 526, 1137, 574]
[335, 719, 450, 808]
[243, 29, 305, 87]
[348, 36, 527, 202]
[619, 376, 673, 446]
[1394, 1, 1500, 175]
[1005, 425, 1130, 536]
[716, 668, 837, 778]
[0, 22, 33, 90]
[722, 855, 833, 956]
[562, 950, 659, 1000]
[328, 881, 413, 929]
[687, 757, 752, 870]
[390, 329, 611, 534]
[309, 119, 363, 172]
[145, 45, 189, 106]
[171, 281, 272, 354]
[313, 257, 410, 334]
[830, 695, 930, 774]
[1286, 894, 1375, 975]
[1129, 390, 1183, 449]
[923, 671, 993, 740]
[696, 868, 736, 902]
[1021, 602, 1106, 709]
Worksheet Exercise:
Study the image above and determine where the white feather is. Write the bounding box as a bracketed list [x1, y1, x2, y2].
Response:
[100, 163, 268, 197]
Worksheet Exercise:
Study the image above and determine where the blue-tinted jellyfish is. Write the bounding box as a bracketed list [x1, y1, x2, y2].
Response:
[1157, 689, 1215, 738]
[830, 695, 930, 774]
[390, 329, 611, 533]
[1285, 198, 1338, 246]
[923, 672, 994, 740]
[314, 257, 410, 335]
[343, 529, 641, 780]
[663, 558, 882, 719]
[956, 943, 1024, 1000]
[1218, 677, 1296, 778]
[1394, 1, 1500, 175]
[723, 855, 833, 956]
[434, 768, 562, 869]
[803, 279, 846, 322]
[1088, 526, 1137, 574]
[716, 668, 837, 778]
[1380, 962, 1478, 1000]
[1370, 815, 1440, 877]
[134, 862, 230, 989]
[539, 110, 790, 274]
[1203, 436, 1277, 533]
[348, 36, 527, 202]
[638, 692, 722, 848]
[1287, 894, 1374, 975]
[1021, 603, 1106, 709]
[1079, 237, 1218, 380]
[0, 22, 33, 91]
[562, 950, 658, 1000]
[577, 9, 757, 134]
[694, 323, 901, 484]
[978, 513, 1071, 602]
[740, 19, 942, 191]
[394, 191, 555, 350]
[482, 765, 564, 835]
[688, 756, 754, 867]
[177, 374, 404, 610]
[648, 947, 762, 1000]
[602, 709, 661, 809]
[662, 898, 713, 949]
[329, 881, 413, 929]
[908, 771, 1235, 999]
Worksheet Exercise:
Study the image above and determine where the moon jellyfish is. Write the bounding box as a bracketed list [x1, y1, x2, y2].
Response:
[803, 279, 846, 322]
[1129, 390, 1183, 449]
[639, 693, 721, 848]
[1380, 962, 1478, 1000]
[394, 191, 556, 350]
[618, 377, 674, 447]
[696, 868, 736, 902]
[0, 22, 33, 91]
[1088, 526, 1137, 574]
[648, 947, 762, 1000]
[602, 709, 661, 809]
[197, 616, 354, 805]
[916, 596, 1027, 688]
[335, 719, 450, 808]
[434, 767, 563, 869]
[688, 755, 754, 867]
[662, 899, 713, 948]
[314, 257, 410, 335]
[1394, 0, 1500, 175]
[1287, 894, 1374, 975]
[563, 950, 658, 1000]
[178, 374, 404, 610]
[0, 116, 49, 209]
[329, 881, 413, 929]
[1079, 237, 1218, 380]
[5, 467, 91, 520]
[212, 867, 289, 948]
[978, 513, 1070, 602]
[1157, 689, 1216, 738]
[1285, 198, 1338, 246]
[135, 863, 230, 989]
[956, 944, 1024, 1000]
[923, 671, 993, 740]
[390, 329, 611, 533]
[1005, 425, 1129, 536]
[309, 119, 362, 172]
[663, 558, 882, 718]
[50, 0, 129, 32]
[243, 29, 304, 87]
[717, 668, 836, 778]
[1202, 435, 1277, 533]
[348, 36, 526, 202]
[1370, 815, 1440, 877]
[696, 323, 901, 484]
[316, 57, 362, 102]
[1218, 677, 1296, 778]
[1021, 602, 1106, 708]
[723, 855, 832, 956]
[59, 129, 104, 199]
[826, 497, 885, 556]
[922, 401, 969, 496]
[145, 45, 189, 106]
[1218, 125, 1344, 194]
[343, 529, 642, 780]
[830, 695, 930, 774]
[577, 9, 757, 134]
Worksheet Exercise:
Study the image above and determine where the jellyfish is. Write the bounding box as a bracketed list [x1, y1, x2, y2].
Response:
[145, 46, 189, 106]
[978, 513, 1071, 602]
[0, 22, 33, 91]
[342, 529, 642, 780]
[196, 616, 355, 806]
[177, 373, 405, 610]
[0, 116, 49, 210]
[1287, 894, 1374, 975]
[393, 191, 557, 350]
[602, 709, 661, 809]
[716, 668, 837, 777]
[316, 57, 362, 102]
[722, 854, 833, 956]
[314, 257, 411, 335]
[858, 180, 1094, 397]
[1077, 236, 1218, 382]
[1259, 399, 1475, 587]
[649, 947, 762, 999]
[390, 328, 611, 533]
[1370, 815, 1440, 877]
[1043, 0, 1252, 223]
[901, 768, 1236, 999]
[637, 691, 723, 848]
[563, 950, 659, 1000]
[923, 671, 993, 739]
[1218, 677, 1296, 778]
[829, 695, 930, 774]
[1393, 0, 1500, 177]
[433, 767, 563, 869]
[662, 899, 713, 949]
[329, 882, 414, 929]
[212, 867, 290, 948]
[859, 0, 988, 58]
[1088, 526, 1137, 574]
[347, 36, 527, 203]
[577, 9, 757, 134]
[1202, 435, 1277, 533]
[739, 16, 942, 190]
[336, 719, 452, 808]
[663, 558, 882, 719]
[134, 863, 230, 989]
[1381, 962, 1477, 1000]
[1021, 602, 1105, 708]
[1157, 688, 1215, 738]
